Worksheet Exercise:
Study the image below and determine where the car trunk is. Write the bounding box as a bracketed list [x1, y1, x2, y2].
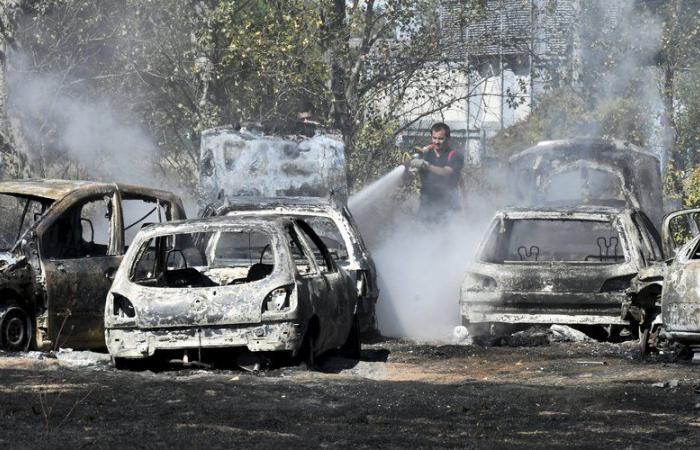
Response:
[130, 284, 267, 329]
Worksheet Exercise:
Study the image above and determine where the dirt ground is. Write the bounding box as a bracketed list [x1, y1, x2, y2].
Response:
[1, 338, 699, 449]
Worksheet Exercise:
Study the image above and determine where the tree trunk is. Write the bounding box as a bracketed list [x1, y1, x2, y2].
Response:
[0, 0, 27, 177]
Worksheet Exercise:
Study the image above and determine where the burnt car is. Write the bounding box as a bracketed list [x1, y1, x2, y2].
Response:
[0, 179, 185, 351]
[657, 209, 700, 358]
[510, 138, 663, 230]
[104, 216, 358, 367]
[205, 196, 379, 336]
[460, 205, 665, 339]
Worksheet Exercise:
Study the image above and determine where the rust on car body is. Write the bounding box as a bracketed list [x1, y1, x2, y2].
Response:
[0, 179, 185, 351]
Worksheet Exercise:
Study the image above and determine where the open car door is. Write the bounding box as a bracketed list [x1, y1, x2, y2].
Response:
[662, 208, 700, 258]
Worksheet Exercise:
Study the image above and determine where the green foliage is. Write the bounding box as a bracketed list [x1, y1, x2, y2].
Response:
[683, 167, 700, 207]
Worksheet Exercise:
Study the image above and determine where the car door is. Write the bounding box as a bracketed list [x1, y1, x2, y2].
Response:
[40, 191, 124, 349]
[661, 208, 700, 257]
[293, 219, 354, 349]
[662, 235, 700, 333]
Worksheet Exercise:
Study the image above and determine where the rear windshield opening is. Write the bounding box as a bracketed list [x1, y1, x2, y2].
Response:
[130, 229, 275, 288]
[480, 218, 625, 264]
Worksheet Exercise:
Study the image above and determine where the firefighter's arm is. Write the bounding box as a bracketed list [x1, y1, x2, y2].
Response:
[424, 163, 453, 177]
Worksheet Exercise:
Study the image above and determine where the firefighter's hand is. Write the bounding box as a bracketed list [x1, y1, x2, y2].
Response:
[409, 158, 429, 171]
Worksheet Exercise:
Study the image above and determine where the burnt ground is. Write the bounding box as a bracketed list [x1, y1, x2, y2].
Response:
[0, 339, 699, 449]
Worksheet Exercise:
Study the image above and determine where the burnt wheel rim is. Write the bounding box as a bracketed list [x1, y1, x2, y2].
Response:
[1, 309, 31, 351]
[6, 317, 25, 347]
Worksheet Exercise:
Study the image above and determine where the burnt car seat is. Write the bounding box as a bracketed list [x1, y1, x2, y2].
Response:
[162, 268, 216, 288]
[246, 263, 273, 282]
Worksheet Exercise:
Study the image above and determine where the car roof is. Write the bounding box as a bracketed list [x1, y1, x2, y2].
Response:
[217, 196, 341, 211]
[0, 179, 180, 202]
[497, 203, 630, 219]
[509, 138, 659, 164]
[140, 215, 292, 234]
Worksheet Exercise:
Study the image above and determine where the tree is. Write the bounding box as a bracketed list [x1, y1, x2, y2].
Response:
[490, 1, 687, 159]
[6, 0, 488, 191]
[0, 0, 27, 177]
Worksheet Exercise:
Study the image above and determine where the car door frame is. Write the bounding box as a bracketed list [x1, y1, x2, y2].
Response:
[37, 188, 124, 349]
[292, 219, 354, 349]
[661, 208, 700, 258]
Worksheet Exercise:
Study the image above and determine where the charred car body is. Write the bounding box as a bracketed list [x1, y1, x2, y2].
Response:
[206, 196, 379, 335]
[656, 209, 700, 358]
[461, 205, 665, 336]
[0, 180, 184, 351]
[197, 126, 379, 336]
[461, 139, 665, 338]
[510, 138, 663, 229]
[104, 216, 358, 366]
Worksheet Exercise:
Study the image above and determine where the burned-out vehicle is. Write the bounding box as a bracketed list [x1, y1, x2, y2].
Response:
[104, 216, 358, 367]
[510, 138, 664, 229]
[656, 209, 700, 358]
[460, 205, 665, 338]
[205, 196, 379, 335]
[198, 125, 348, 206]
[196, 126, 379, 336]
[0, 180, 185, 351]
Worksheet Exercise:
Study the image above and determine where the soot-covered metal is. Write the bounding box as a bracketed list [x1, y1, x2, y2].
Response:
[104, 216, 359, 366]
[0, 179, 185, 351]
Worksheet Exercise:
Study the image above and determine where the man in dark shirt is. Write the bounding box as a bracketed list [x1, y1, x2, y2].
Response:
[410, 122, 464, 221]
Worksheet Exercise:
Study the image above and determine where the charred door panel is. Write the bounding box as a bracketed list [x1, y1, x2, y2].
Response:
[44, 255, 122, 348]
[41, 193, 121, 349]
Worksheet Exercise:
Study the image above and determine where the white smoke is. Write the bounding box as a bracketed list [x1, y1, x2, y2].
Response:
[7, 51, 159, 186]
[350, 167, 498, 342]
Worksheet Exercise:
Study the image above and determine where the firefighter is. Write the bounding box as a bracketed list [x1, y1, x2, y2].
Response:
[409, 122, 464, 221]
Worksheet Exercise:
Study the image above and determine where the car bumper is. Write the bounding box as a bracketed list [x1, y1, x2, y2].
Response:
[665, 331, 700, 344]
[461, 290, 629, 326]
[105, 321, 303, 359]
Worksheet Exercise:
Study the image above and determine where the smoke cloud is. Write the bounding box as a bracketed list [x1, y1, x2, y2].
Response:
[6, 51, 160, 186]
[350, 167, 498, 342]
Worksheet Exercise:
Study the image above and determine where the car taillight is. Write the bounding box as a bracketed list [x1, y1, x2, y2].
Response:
[262, 285, 293, 312]
[463, 273, 498, 291]
[113, 293, 136, 318]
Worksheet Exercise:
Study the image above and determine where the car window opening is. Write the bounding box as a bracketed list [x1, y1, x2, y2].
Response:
[0, 194, 52, 251]
[481, 218, 625, 264]
[130, 229, 275, 288]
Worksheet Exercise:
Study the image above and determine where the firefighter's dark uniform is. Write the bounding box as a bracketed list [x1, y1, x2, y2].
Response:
[418, 147, 464, 221]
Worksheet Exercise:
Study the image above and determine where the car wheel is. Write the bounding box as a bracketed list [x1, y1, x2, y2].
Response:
[0, 306, 33, 352]
[338, 314, 361, 360]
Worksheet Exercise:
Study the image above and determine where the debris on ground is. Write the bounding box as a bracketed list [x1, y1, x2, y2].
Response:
[452, 326, 472, 345]
[549, 325, 593, 343]
[501, 327, 550, 347]
[53, 349, 111, 368]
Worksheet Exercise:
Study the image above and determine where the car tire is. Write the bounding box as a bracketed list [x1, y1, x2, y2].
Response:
[0, 306, 33, 352]
[338, 314, 361, 360]
[299, 328, 316, 369]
